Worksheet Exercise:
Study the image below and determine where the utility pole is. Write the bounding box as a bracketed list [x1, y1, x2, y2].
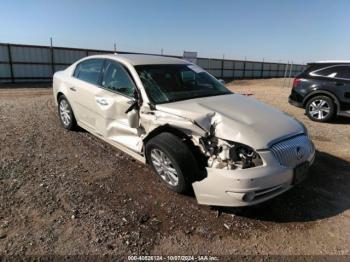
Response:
[288, 61, 294, 87]
[114, 42, 117, 53]
[283, 61, 289, 88]
[161, 48, 164, 55]
[50, 37, 54, 76]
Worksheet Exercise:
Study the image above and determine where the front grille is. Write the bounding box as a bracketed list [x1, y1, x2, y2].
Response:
[270, 135, 314, 168]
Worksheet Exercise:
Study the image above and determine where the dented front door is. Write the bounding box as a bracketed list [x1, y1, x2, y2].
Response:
[94, 60, 141, 152]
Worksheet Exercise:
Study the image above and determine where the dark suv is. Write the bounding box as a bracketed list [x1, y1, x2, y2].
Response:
[289, 61, 350, 122]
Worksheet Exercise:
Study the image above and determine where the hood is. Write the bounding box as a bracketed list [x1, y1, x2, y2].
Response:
[156, 94, 304, 149]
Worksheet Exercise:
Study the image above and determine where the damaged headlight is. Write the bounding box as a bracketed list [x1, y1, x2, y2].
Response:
[200, 137, 263, 170]
[228, 143, 263, 169]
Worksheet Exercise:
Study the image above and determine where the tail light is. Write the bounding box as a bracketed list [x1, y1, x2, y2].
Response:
[292, 78, 301, 88]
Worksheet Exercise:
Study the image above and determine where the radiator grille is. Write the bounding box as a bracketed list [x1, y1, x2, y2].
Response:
[270, 135, 314, 168]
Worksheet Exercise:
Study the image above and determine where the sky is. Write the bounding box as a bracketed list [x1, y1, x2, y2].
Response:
[1, 0, 349, 64]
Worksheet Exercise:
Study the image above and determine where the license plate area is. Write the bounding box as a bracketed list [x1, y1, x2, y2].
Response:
[293, 162, 309, 185]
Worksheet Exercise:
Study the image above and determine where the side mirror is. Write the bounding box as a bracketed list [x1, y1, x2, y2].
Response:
[127, 108, 139, 128]
[218, 79, 225, 85]
[125, 89, 142, 128]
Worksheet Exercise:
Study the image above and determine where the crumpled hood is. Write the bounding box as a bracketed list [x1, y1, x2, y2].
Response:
[156, 94, 304, 149]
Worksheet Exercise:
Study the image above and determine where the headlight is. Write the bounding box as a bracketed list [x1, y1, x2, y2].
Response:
[200, 136, 263, 169]
[229, 143, 263, 169]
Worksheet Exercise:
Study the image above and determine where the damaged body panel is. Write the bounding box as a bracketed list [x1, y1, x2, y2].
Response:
[53, 54, 316, 207]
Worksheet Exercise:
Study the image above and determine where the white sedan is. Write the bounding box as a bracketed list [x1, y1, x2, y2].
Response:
[53, 54, 315, 207]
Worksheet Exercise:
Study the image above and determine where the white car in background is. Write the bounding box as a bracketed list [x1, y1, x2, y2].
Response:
[53, 54, 315, 207]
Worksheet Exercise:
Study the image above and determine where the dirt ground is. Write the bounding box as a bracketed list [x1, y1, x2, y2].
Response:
[0, 78, 349, 258]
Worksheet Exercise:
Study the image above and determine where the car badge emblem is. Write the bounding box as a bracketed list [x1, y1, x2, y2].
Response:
[296, 146, 304, 160]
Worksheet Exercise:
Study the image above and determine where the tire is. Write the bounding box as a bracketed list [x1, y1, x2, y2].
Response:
[58, 95, 77, 130]
[305, 95, 335, 122]
[145, 132, 199, 193]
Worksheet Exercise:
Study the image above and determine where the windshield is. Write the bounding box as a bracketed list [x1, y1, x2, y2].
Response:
[135, 64, 232, 104]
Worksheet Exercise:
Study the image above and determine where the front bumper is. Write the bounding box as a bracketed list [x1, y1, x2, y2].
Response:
[192, 147, 315, 207]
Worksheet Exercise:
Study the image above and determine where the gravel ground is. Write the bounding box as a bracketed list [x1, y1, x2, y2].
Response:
[0, 79, 349, 258]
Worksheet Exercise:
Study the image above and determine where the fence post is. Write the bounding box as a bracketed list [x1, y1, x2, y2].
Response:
[7, 43, 14, 83]
[232, 60, 235, 80]
[243, 58, 246, 79]
[260, 58, 264, 79]
[50, 40, 55, 77]
[221, 58, 224, 78]
[288, 62, 294, 87]
[277, 63, 281, 78]
[282, 61, 289, 88]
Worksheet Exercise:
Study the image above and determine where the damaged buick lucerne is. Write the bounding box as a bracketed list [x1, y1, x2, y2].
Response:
[53, 54, 315, 207]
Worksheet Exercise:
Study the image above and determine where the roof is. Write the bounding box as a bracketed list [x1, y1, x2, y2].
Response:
[91, 53, 189, 66]
[310, 60, 350, 64]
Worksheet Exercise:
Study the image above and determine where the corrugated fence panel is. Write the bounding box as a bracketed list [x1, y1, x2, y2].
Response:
[245, 70, 253, 77]
[197, 58, 209, 69]
[234, 62, 244, 70]
[234, 70, 244, 78]
[253, 71, 261, 77]
[13, 64, 52, 77]
[263, 71, 271, 77]
[263, 63, 271, 70]
[53, 49, 86, 64]
[270, 63, 278, 70]
[253, 62, 262, 70]
[209, 60, 222, 69]
[11, 46, 51, 63]
[0, 64, 11, 77]
[245, 62, 253, 70]
[54, 65, 69, 73]
[0, 43, 306, 82]
[223, 70, 234, 77]
[0, 45, 9, 62]
[223, 61, 234, 69]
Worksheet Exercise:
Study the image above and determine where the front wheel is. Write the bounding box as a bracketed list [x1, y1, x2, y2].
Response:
[305, 96, 335, 122]
[145, 133, 199, 193]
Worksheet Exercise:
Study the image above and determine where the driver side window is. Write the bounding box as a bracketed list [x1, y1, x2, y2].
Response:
[102, 61, 135, 97]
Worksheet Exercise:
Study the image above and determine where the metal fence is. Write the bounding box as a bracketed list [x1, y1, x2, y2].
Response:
[0, 42, 306, 83]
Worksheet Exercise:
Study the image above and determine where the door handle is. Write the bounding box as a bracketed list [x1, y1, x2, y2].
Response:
[96, 98, 109, 106]
[69, 87, 77, 91]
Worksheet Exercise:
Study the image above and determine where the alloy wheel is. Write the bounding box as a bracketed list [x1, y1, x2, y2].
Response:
[308, 99, 330, 120]
[150, 148, 179, 186]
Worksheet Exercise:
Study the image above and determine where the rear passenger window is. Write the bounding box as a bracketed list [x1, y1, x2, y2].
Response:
[310, 65, 350, 80]
[334, 66, 350, 80]
[74, 59, 104, 85]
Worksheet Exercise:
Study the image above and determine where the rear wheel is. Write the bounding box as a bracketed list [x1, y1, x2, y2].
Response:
[58, 96, 76, 130]
[305, 95, 335, 122]
[145, 132, 199, 193]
